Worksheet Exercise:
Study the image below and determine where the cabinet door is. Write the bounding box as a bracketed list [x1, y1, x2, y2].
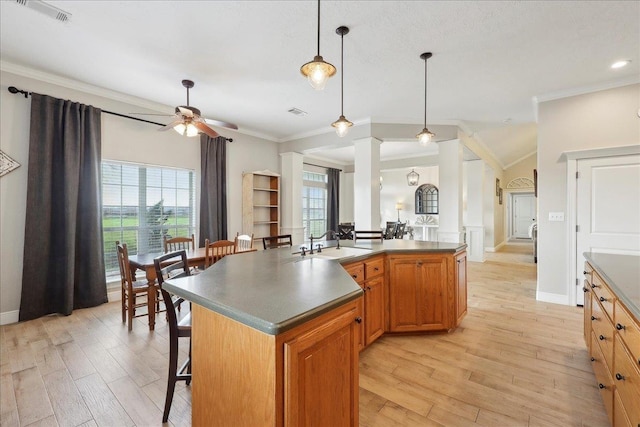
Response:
[284, 304, 359, 427]
[364, 277, 385, 346]
[388, 258, 421, 331]
[583, 281, 592, 350]
[455, 252, 467, 326]
[388, 256, 448, 332]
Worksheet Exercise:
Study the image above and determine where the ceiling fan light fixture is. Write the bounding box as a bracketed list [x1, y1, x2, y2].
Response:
[417, 52, 435, 146]
[173, 122, 199, 137]
[300, 0, 335, 90]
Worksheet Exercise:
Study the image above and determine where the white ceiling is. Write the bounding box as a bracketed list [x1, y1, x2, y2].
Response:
[1, 1, 638, 167]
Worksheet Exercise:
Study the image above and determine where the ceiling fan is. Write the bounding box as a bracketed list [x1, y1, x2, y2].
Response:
[141, 79, 238, 138]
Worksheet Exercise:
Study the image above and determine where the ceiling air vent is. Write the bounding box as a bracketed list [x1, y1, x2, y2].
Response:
[15, 0, 72, 23]
[288, 107, 308, 117]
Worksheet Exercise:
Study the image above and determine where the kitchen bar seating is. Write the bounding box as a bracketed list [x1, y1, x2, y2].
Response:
[154, 250, 192, 423]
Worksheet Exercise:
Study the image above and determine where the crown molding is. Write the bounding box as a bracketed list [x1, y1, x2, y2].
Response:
[533, 75, 640, 105]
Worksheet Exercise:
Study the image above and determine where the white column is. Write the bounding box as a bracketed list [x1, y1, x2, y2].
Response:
[464, 160, 485, 261]
[279, 152, 305, 245]
[353, 137, 382, 230]
[483, 165, 496, 251]
[437, 139, 464, 243]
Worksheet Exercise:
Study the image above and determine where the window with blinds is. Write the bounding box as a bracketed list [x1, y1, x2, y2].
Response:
[302, 170, 327, 240]
[102, 161, 196, 279]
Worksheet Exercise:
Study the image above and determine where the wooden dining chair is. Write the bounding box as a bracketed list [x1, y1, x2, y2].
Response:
[164, 234, 195, 252]
[234, 232, 254, 253]
[204, 239, 236, 267]
[262, 234, 293, 250]
[116, 241, 155, 331]
[353, 230, 384, 242]
[153, 250, 192, 423]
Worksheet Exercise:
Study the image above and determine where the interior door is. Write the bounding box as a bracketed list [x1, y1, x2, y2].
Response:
[575, 154, 640, 304]
[512, 193, 536, 239]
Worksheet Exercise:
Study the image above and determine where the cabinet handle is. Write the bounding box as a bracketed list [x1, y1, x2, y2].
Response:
[457, 259, 462, 264]
[599, 296, 606, 302]
[583, 271, 588, 275]
[355, 317, 362, 324]
[416, 261, 423, 266]
[362, 287, 367, 293]
[598, 383, 606, 389]
[591, 315, 597, 321]
[599, 335, 605, 341]
[583, 288, 589, 293]
[351, 274, 358, 279]
[590, 357, 595, 362]
[615, 323, 625, 330]
[366, 286, 372, 291]
[615, 373, 625, 381]
[591, 283, 599, 288]
[374, 267, 379, 271]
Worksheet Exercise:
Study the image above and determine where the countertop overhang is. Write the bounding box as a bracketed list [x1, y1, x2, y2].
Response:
[584, 252, 640, 318]
[163, 240, 466, 335]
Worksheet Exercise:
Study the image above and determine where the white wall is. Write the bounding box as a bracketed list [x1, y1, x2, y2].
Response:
[0, 70, 278, 322]
[537, 83, 640, 303]
[380, 167, 439, 226]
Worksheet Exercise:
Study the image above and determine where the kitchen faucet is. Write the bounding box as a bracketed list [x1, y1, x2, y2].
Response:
[309, 230, 340, 254]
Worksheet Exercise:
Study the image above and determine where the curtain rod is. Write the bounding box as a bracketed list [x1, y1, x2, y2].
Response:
[7, 86, 233, 142]
[303, 162, 342, 172]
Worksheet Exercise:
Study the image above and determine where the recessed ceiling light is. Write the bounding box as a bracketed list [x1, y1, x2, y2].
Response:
[611, 60, 631, 69]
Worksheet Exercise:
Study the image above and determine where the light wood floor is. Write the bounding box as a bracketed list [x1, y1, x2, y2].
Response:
[1, 245, 609, 427]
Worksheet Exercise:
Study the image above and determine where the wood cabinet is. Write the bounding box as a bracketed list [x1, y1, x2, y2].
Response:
[342, 255, 385, 349]
[387, 254, 448, 332]
[455, 251, 468, 327]
[584, 262, 640, 427]
[192, 299, 360, 426]
[242, 171, 280, 241]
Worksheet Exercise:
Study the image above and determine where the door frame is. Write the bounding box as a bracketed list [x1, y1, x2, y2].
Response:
[564, 144, 640, 306]
[508, 191, 535, 240]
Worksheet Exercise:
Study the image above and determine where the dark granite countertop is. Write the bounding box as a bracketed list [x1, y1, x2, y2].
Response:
[584, 252, 640, 319]
[163, 240, 466, 335]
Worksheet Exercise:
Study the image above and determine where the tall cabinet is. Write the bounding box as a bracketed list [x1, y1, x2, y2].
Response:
[242, 171, 280, 241]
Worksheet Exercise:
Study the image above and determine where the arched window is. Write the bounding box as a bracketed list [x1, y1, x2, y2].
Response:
[415, 184, 438, 214]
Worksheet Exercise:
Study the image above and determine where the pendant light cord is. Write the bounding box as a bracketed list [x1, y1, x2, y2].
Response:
[424, 57, 427, 128]
[316, 0, 321, 56]
[340, 31, 344, 115]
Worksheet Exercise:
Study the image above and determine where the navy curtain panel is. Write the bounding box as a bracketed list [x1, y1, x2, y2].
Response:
[199, 135, 228, 246]
[20, 94, 107, 321]
[327, 167, 340, 233]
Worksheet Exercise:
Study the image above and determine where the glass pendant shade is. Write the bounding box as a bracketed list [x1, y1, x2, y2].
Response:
[417, 127, 435, 146]
[301, 56, 336, 90]
[332, 115, 353, 137]
[407, 169, 420, 186]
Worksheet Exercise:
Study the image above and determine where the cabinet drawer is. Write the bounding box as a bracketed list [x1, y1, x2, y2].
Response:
[592, 273, 615, 321]
[614, 301, 640, 367]
[614, 390, 633, 427]
[364, 257, 384, 279]
[591, 299, 615, 371]
[590, 332, 614, 426]
[343, 263, 364, 284]
[613, 338, 640, 426]
[583, 262, 594, 287]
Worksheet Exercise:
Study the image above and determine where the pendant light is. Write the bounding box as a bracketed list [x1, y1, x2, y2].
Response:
[416, 52, 435, 146]
[300, 0, 336, 90]
[407, 169, 420, 186]
[331, 26, 353, 137]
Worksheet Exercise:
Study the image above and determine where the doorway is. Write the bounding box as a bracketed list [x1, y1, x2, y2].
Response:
[509, 192, 536, 240]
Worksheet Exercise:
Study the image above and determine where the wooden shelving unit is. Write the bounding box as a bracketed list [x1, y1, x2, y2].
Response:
[242, 171, 280, 242]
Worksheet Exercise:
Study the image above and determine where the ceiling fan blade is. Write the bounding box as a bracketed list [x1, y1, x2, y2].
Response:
[158, 119, 184, 132]
[193, 121, 220, 138]
[203, 117, 239, 131]
[178, 106, 195, 117]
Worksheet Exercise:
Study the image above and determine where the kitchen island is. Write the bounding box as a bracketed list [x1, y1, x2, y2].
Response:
[163, 240, 467, 426]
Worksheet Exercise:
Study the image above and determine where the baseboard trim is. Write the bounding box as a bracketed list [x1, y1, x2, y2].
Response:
[536, 291, 570, 306]
[484, 241, 506, 253]
[0, 310, 19, 325]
